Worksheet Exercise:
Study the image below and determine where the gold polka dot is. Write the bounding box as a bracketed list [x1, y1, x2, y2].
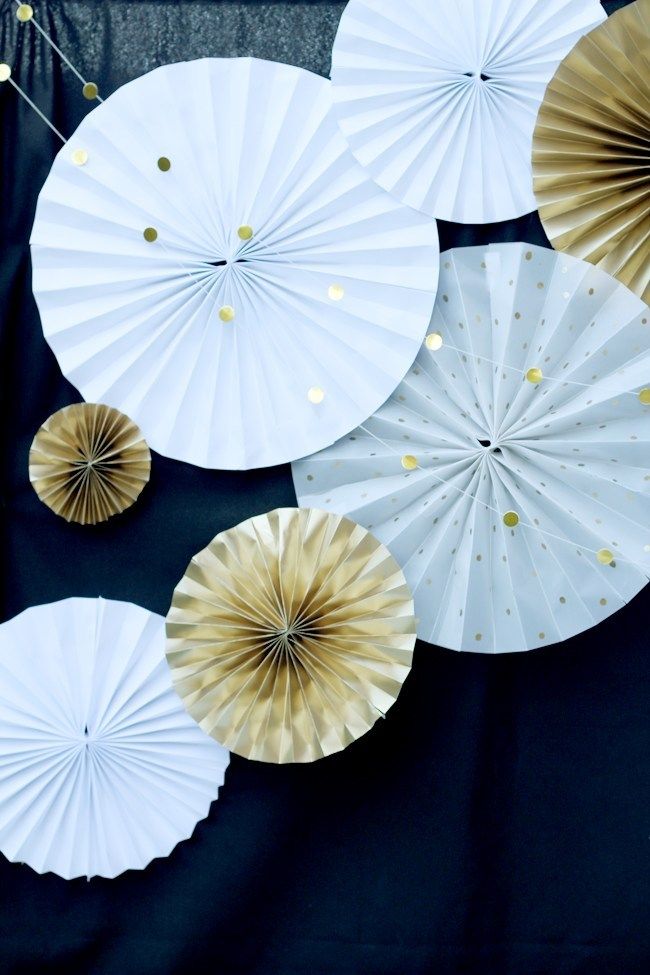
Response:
[425, 332, 443, 351]
[596, 548, 614, 565]
[16, 4, 33, 22]
[638, 388, 650, 405]
[307, 386, 324, 404]
[475, 633, 482, 641]
[599, 598, 607, 606]
[503, 511, 519, 527]
[0, 64, 11, 83]
[143, 227, 158, 243]
[157, 157, 171, 172]
[82, 81, 99, 100]
[525, 251, 532, 260]
[71, 148, 88, 166]
[536, 282, 544, 289]
[401, 454, 418, 471]
[238, 224, 253, 240]
[538, 632, 545, 639]
[219, 305, 235, 322]
[328, 283, 345, 301]
[526, 367, 543, 384]
[514, 312, 521, 319]
[559, 596, 566, 604]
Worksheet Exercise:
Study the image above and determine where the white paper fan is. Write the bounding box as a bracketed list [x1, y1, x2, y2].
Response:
[330, 0, 605, 222]
[30, 57, 439, 469]
[293, 243, 650, 653]
[0, 598, 229, 879]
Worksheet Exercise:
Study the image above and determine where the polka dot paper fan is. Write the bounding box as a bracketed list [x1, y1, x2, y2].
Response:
[30, 57, 439, 469]
[293, 243, 650, 653]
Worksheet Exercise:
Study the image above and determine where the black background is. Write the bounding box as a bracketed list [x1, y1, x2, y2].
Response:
[0, 2, 648, 973]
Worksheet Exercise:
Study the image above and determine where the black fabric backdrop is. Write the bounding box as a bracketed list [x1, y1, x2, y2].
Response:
[0, 1, 648, 973]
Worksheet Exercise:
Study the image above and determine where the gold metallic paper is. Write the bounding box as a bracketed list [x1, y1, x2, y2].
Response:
[166, 508, 416, 763]
[532, 0, 650, 302]
[29, 403, 151, 525]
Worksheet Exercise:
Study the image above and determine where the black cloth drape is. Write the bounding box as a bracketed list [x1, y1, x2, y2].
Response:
[0, 2, 647, 973]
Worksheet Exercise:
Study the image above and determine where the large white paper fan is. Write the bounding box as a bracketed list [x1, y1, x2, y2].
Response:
[0, 598, 229, 879]
[293, 244, 650, 653]
[30, 57, 439, 469]
[330, 0, 605, 222]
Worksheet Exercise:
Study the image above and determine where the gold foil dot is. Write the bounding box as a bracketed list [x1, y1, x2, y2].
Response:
[238, 224, 253, 240]
[599, 598, 607, 606]
[0, 64, 11, 82]
[307, 386, 324, 404]
[82, 81, 99, 100]
[503, 511, 519, 527]
[71, 148, 88, 166]
[219, 305, 235, 322]
[539, 632, 545, 639]
[425, 332, 443, 351]
[401, 454, 418, 471]
[475, 633, 482, 641]
[157, 157, 171, 172]
[328, 283, 345, 301]
[526, 367, 542, 384]
[638, 388, 650, 405]
[596, 548, 614, 565]
[559, 596, 566, 604]
[16, 4, 33, 21]
[143, 227, 158, 243]
[525, 251, 532, 260]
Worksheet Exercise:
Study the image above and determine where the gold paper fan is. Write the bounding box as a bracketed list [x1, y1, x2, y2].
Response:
[166, 508, 416, 763]
[29, 403, 151, 525]
[532, 0, 650, 302]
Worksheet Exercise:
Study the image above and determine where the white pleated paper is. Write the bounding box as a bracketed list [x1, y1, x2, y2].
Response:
[0, 598, 229, 879]
[293, 244, 650, 653]
[330, 0, 606, 222]
[30, 57, 439, 469]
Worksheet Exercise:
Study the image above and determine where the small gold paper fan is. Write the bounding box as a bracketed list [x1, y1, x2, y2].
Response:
[533, 0, 650, 302]
[29, 403, 151, 525]
[166, 508, 416, 763]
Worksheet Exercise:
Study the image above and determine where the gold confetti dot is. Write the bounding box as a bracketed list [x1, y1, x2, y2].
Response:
[503, 511, 519, 528]
[638, 388, 650, 405]
[599, 598, 607, 606]
[328, 283, 345, 301]
[157, 157, 171, 172]
[425, 332, 443, 351]
[596, 548, 614, 565]
[219, 305, 235, 323]
[538, 632, 545, 639]
[82, 81, 99, 100]
[238, 224, 253, 240]
[307, 386, 324, 404]
[559, 596, 566, 604]
[143, 227, 158, 243]
[526, 367, 543, 384]
[401, 455, 417, 471]
[0, 64, 11, 82]
[475, 633, 482, 641]
[536, 282, 544, 289]
[525, 251, 532, 260]
[16, 4, 33, 22]
[71, 148, 88, 166]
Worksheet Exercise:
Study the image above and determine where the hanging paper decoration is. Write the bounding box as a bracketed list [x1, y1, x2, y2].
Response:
[30, 57, 439, 470]
[330, 0, 606, 223]
[293, 244, 650, 653]
[166, 508, 416, 762]
[533, 0, 650, 303]
[0, 598, 229, 879]
[29, 402, 151, 525]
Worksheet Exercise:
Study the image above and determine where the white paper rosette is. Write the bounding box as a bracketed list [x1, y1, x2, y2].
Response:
[330, 0, 605, 222]
[0, 598, 229, 879]
[293, 244, 650, 653]
[30, 57, 439, 469]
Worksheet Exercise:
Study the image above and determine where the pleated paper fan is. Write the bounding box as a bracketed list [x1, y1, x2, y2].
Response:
[29, 403, 151, 525]
[166, 508, 416, 762]
[293, 244, 650, 653]
[30, 57, 439, 470]
[330, 0, 605, 222]
[0, 598, 229, 879]
[533, 0, 650, 303]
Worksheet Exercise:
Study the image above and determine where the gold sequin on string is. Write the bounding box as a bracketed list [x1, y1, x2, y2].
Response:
[526, 367, 543, 384]
[237, 225, 253, 240]
[425, 332, 443, 351]
[503, 511, 519, 528]
[16, 4, 33, 22]
[638, 388, 650, 405]
[82, 82, 99, 100]
[143, 227, 158, 243]
[0, 64, 11, 82]
[328, 283, 345, 301]
[219, 305, 235, 323]
[307, 386, 325, 404]
[157, 157, 171, 172]
[596, 548, 614, 565]
[71, 149, 88, 166]
[401, 455, 418, 471]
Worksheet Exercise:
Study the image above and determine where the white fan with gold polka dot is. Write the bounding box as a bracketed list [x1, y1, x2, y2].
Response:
[293, 243, 650, 653]
[30, 57, 439, 469]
